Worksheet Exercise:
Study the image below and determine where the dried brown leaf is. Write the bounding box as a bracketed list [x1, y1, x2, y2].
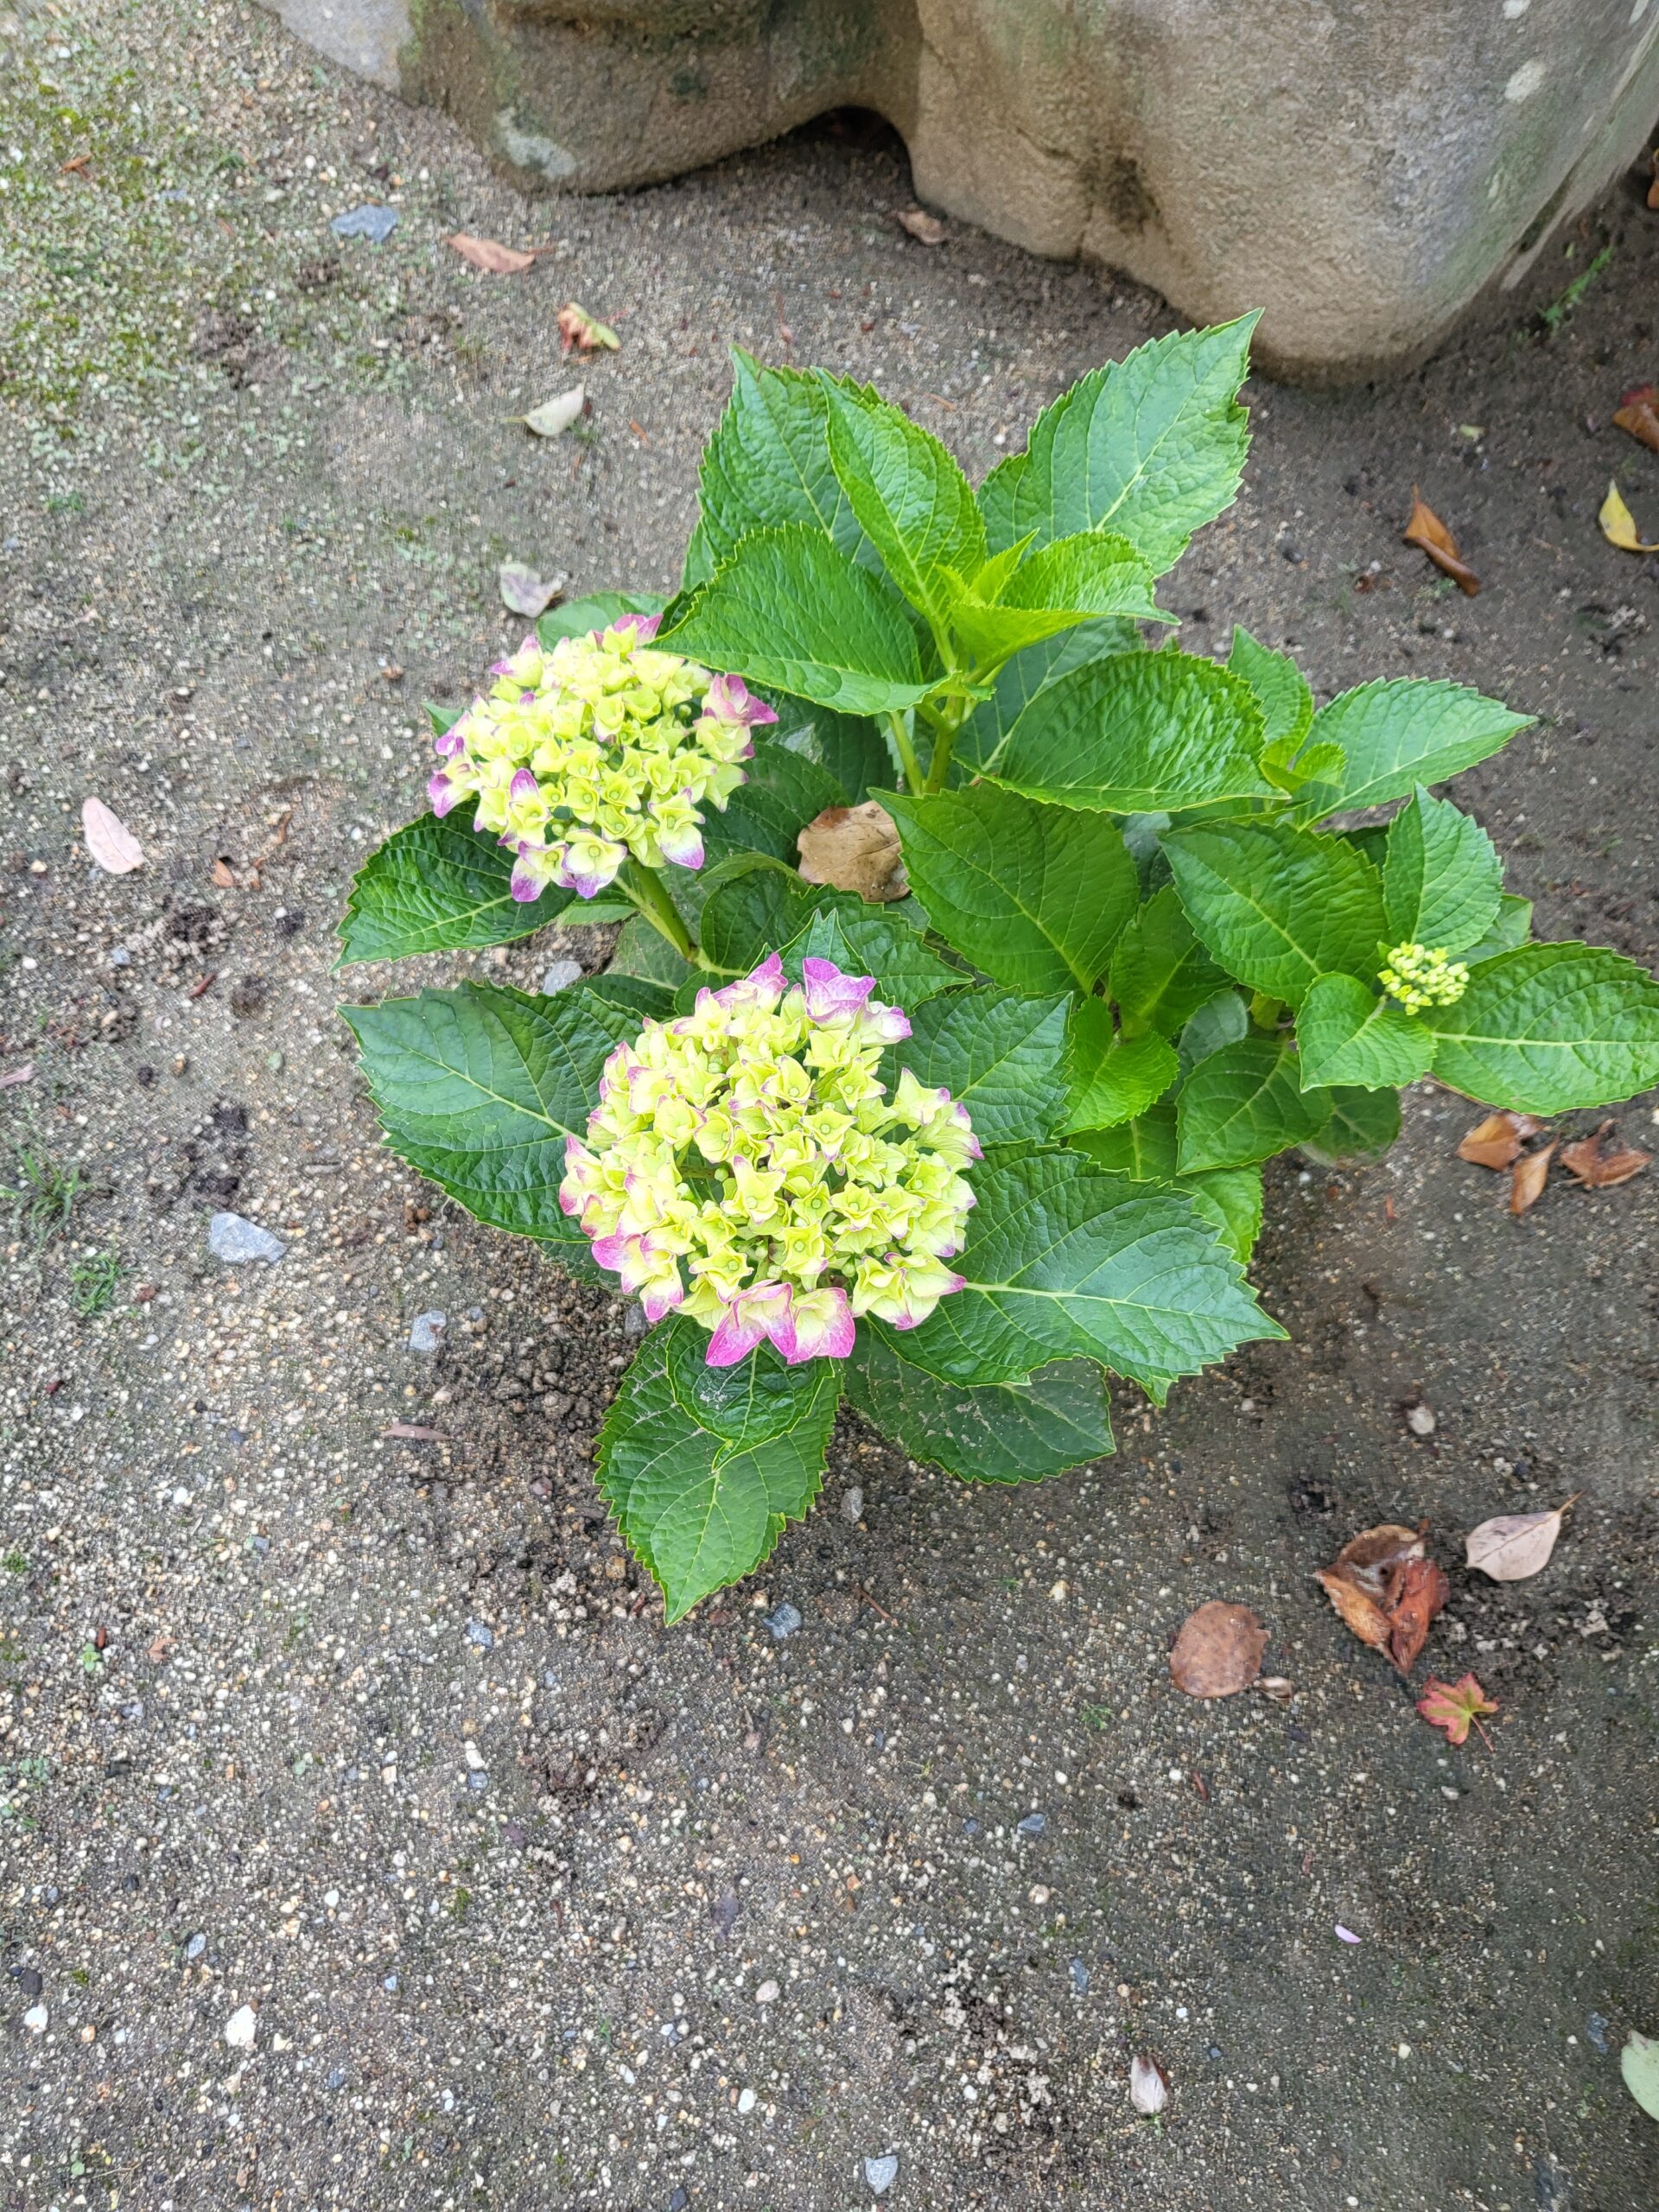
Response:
[1169, 1600, 1268, 1699]
[1332, 1522, 1425, 1597]
[1465, 1493, 1580, 1582]
[1560, 1119, 1651, 1189]
[1402, 487, 1480, 596]
[556, 302, 620, 354]
[797, 800, 908, 902]
[1382, 1554, 1449, 1675]
[1317, 1522, 1445, 1675]
[895, 206, 946, 246]
[1613, 384, 1659, 456]
[0, 1061, 35, 1089]
[382, 1421, 448, 1441]
[1416, 1672, 1498, 1747]
[1509, 1141, 1555, 1216]
[1457, 1109, 1548, 1170]
[210, 857, 237, 889]
[1313, 1567, 1393, 1653]
[499, 562, 566, 617]
[82, 796, 143, 874]
[1128, 2054, 1168, 2116]
[447, 232, 537, 275]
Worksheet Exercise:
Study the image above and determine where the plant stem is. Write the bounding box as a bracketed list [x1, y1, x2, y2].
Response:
[924, 699, 967, 792]
[618, 859, 703, 966]
[886, 709, 925, 798]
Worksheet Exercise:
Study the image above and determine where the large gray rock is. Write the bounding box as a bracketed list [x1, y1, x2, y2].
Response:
[261, 0, 1659, 377]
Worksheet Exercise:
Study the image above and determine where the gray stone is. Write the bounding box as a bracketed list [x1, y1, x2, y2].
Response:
[329, 202, 398, 243]
[863, 2152, 899, 2196]
[1016, 1811, 1046, 1837]
[765, 1601, 803, 1640]
[840, 1485, 864, 1523]
[207, 1212, 286, 1264]
[465, 1619, 495, 1649]
[538, 959, 583, 995]
[408, 1309, 447, 1353]
[258, 0, 1659, 377]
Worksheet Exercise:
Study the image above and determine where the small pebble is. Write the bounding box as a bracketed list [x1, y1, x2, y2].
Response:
[331, 203, 398, 242]
[1016, 1812, 1046, 1837]
[1586, 2012, 1610, 2054]
[409, 1310, 448, 1354]
[765, 1602, 803, 1641]
[539, 958, 583, 995]
[1405, 1402, 1436, 1437]
[327, 2066, 347, 2091]
[1068, 1958, 1090, 1994]
[383, 1974, 400, 1993]
[669, 2190, 689, 2212]
[736, 2087, 756, 2114]
[754, 1979, 779, 2005]
[185, 1933, 207, 1961]
[22, 2005, 48, 2034]
[109, 945, 131, 967]
[224, 2004, 257, 2050]
[465, 1620, 494, 1649]
[863, 2152, 899, 2196]
[624, 1301, 648, 1337]
[841, 1485, 864, 1522]
[207, 1213, 286, 1265]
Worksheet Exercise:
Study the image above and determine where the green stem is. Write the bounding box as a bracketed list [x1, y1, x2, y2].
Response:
[619, 858, 704, 967]
[924, 700, 968, 793]
[886, 709, 925, 798]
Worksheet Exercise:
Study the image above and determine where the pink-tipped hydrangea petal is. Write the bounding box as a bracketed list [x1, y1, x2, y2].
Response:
[607, 612, 661, 643]
[656, 819, 705, 870]
[712, 951, 785, 1013]
[705, 671, 779, 728]
[428, 772, 459, 817]
[589, 1230, 635, 1273]
[787, 1286, 855, 1363]
[639, 1274, 684, 1324]
[509, 767, 540, 802]
[801, 957, 876, 1025]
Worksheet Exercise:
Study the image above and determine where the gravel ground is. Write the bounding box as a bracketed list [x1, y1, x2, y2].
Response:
[3, 5, 1659, 2208]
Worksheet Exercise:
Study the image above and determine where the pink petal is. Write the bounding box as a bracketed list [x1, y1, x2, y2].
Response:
[801, 956, 875, 1025]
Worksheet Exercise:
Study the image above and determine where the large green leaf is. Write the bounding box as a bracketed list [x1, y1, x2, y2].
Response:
[993, 651, 1273, 813]
[823, 383, 984, 623]
[1181, 1163, 1264, 1268]
[1382, 785, 1503, 954]
[537, 590, 666, 648]
[1163, 818, 1387, 1009]
[1297, 973, 1435, 1091]
[778, 902, 961, 1007]
[978, 315, 1259, 572]
[1178, 987, 1249, 1072]
[887, 1147, 1282, 1398]
[1176, 1033, 1332, 1173]
[1419, 943, 1659, 1112]
[769, 698, 896, 803]
[846, 1324, 1114, 1484]
[342, 982, 632, 1259]
[1459, 892, 1532, 967]
[683, 351, 865, 586]
[1067, 1096, 1179, 1180]
[664, 526, 933, 715]
[610, 915, 696, 991]
[950, 531, 1165, 665]
[596, 1316, 839, 1621]
[338, 813, 574, 966]
[1227, 626, 1313, 752]
[1301, 1085, 1402, 1165]
[953, 620, 1142, 779]
[892, 988, 1072, 1147]
[702, 736, 844, 868]
[1300, 680, 1530, 818]
[883, 783, 1137, 995]
[1063, 1001, 1179, 1133]
[1111, 884, 1232, 1038]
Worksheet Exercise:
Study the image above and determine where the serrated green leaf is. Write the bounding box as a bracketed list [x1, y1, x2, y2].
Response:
[769, 698, 897, 802]
[1111, 884, 1233, 1037]
[778, 902, 960, 1007]
[845, 1324, 1114, 1483]
[578, 972, 677, 1020]
[953, 621, 1144, 779]
[1459, 892, 1532, 966]
[823, 383, 985, 623]
[891, 988, 1072, 1147]
[697, 860, 818, 976]
[664, 525, 932, 715]
[342, 982, 632, 1259]
[1178, 988, 1249, 1071]
[1418, 942, 1659, 1112]
[1300, 1084, 1402, 1165]
[427, 702, 462, 738]
[702, 735, 844, 868]
[883, 783, 1137, 995]
[887, 1147, 1282, 1395]
[978, 315, 1259, 572]
[1227, 626, 1313, 753]
[595, 1315, 839, 1621]
[338, 813, 574, 966]
[1180, 1162, 1264, 1268]
[1066, 1096, 1179, 1180]
[1163, 818, 1387, 1010]
[1296, 972, 1434, 1090]
[1300, 679, 1530, 818]
[609, 916, 696, 991]
[537, 590, 666, 648]
[993, 651, 1272, 813]
[1176, 1033, 1332, 1173]
[950, 531, 1166, 665]
[1064, 1001, 1179, 1133]
[1382, 785, 1503, 954]
[683, 351, 867, 587]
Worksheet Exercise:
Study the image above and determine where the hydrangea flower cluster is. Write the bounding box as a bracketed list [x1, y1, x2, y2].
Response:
[559, 954, 981, 1367]
[1376, 940, 1470, 1014]
[427, 613, 776, 902]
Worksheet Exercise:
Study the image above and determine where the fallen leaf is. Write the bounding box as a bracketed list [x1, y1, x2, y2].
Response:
[1599, 479, 1659, 553]
[1465, 1493, 1580, 1582]
[188, 971, 217, 1000]
[895, 206, 946, 246]
[1382, 1554, 1450, 1674]
[1623, 2029, 1659, 2121]
[1415, 1672, 1498, 1749]
[1128, 2054, 1168, 2116]
[498, 563, 566, 618]
[1168, 1600, 1268, 1699]
[82, 796, 143, 874]
[1313, 1565, 1392, 1655]
[556, 302, 619, 354]
[1456, 1109, 1548, 1170]
[382, 1421, 448, 1440]
[1560, 1118, 1650, 1189]
[447, 232, 536, 275]
[210, 857, 237, 889]
[1334, 1923, 1362, 1945]
[1402, 487, 1480, 595]
[1316, 1522, 1446, 1675]
[0, 1061, 35, 1089]
[1613, 384, 1659, 455]
[1509, 1141, 1554, 1215]
[797, 800, 908, 901]
[517, 387, 586, 438]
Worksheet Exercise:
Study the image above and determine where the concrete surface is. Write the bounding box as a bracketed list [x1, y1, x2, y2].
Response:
[2, 3, 1658, 2207]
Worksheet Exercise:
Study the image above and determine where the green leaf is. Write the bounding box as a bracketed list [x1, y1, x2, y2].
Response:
[1459, 892, 1532, 966]
[823, 383, 985, 623]
[1382, 785, 1503, 954]
[1181, 1163, 1264, 1268]
[1418, 942, 1659, 1112]
[883, 783, 1137, 995]
[1178, 988, 1249, 1071]
[579, 973, 677, 1020]
[778, 902, 961, 1007]
[697, 860, 817, 976]
[537, 590, 665, 648]
[1299, 679, 1530, 818]
[1227, 626, 1313, 752]
[427, 702, 462, 739]
[683, 351, 866, 586]
[845, 1324, 1114, 1484]
[1300, 1085, 1402, 1166]
[1297, 973, 1435, 1090]
[769, 699, 896, 802]
[954, 621, 1142, 779]
[1111, 884, 1232, 1037]
[993, 651, 1273, 813]
[892, 988, 1072, 1147]
[1063, 1001, 1179, 1133]
[702, 735, 843, 868]
[888, 1147, 1282, 1397]
[338, 812, 574, 966]
[341, 982, 632, 1255]
[950, 531, 1165, 664]
[1176, 1034, 1332, 1173]
[663, 525, 932, 715]
[609, 916, 696, 991]
[1163, 818, 1387, 1009]
[595, 1314, 839, 1621]
[978, 315, 1259, 571]
[1066, 1096, 1179, 1180]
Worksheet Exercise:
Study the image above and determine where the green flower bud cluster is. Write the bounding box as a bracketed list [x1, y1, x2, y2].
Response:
[1377, 940, 1469, 1014]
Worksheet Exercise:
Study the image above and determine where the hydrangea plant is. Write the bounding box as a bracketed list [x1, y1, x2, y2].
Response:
[340, 315, 1659, 1619]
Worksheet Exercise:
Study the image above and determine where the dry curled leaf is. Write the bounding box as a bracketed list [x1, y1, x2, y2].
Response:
[518, 387, 587, 438]
[1509, 1141, 1554, 1216]
[1465, 1493, 1580, 1582]
[1169, 1600, 1268, 1699]
[499, 563, 566, 618]
[210, 857, 237, 889]
[1415, 1673, 1497, 1748]
[1613, 384, 1659, 456]
[557, 302, 619, 354]
[895, 206, 946, 246]
[1456, 1109, 1548, 1170]
[1560, 1119, 1650, 1189]
[1599, 480, 1659, 553]
[82, 796, 143, 874]
[382, 1421, 448, 1441]
[1316, 1522, 1447, 1675]
[1402, 487, 1480, 595]
[1128, 2054, 1168, 2116]
[1383, 1554, 1449, 1675]
[797, 800, 908, 902]
[447, 232, 536, 275]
